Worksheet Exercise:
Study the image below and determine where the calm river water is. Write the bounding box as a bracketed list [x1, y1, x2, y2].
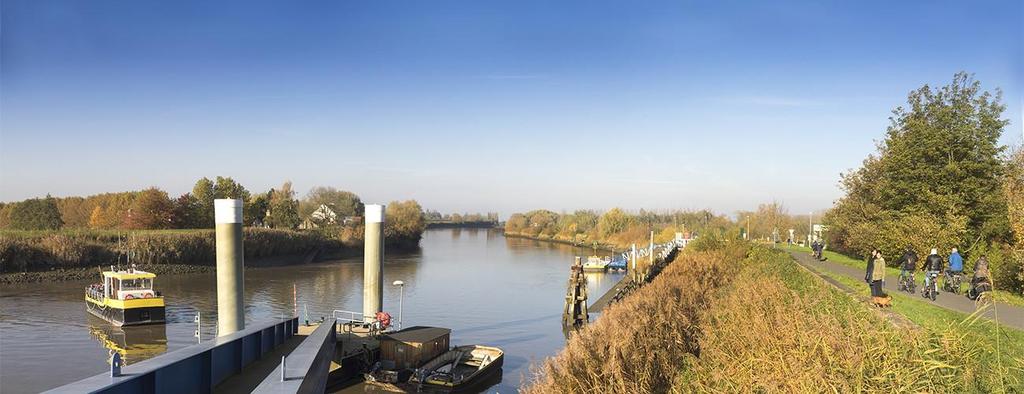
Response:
[0, 228, 623, 393]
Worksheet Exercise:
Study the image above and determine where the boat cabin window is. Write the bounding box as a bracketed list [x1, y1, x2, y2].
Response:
[120, 278, 152, 291]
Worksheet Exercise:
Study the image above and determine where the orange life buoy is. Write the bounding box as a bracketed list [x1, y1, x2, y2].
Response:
[124, 294, 134, 300]
[375, 311, 392, 329]
[144, 293, 153, 299]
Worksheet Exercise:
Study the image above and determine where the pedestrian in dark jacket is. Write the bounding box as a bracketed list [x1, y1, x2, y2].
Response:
[865, 250, 875, 284]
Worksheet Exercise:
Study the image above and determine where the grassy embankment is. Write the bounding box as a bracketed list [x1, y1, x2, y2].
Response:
[786, 244, 1024, 307]
[524, 239, 1023, 393]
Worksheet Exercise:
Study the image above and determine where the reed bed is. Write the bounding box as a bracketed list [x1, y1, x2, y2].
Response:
[0, 228, 336, 272]
[524, 243, 1023, 393]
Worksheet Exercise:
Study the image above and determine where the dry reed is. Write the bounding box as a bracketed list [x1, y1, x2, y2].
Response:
[524, 243, 1022, 393]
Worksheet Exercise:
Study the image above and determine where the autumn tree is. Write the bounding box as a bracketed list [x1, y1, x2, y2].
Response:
[385, 200, 426, 242]
[124, 188, 174, 229]
[599, 208, 631, 238]
[505, 213, 528, 232]
[85, 192, 137, 229]
[55, 196, 91, 228]
[0, 203, 10, 228]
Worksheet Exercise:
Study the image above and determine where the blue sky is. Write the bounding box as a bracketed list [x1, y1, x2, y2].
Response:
[2, 1, 1021, 217]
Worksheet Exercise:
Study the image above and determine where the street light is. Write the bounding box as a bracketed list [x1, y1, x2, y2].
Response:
[392, 280, 405, 330]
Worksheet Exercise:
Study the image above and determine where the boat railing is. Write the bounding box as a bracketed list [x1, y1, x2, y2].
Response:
[86, 287, 105, 301]
[332, 309, 369, 325]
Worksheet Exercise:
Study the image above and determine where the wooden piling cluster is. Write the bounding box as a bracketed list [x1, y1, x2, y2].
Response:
[562, 257, 589, 328]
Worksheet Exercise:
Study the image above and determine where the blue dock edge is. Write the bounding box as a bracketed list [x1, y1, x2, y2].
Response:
[45, 317, 298, 394]
[253, 320, 337, 393]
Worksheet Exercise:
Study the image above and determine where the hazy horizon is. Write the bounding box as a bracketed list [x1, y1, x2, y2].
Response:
[2, 1, 1022, 217]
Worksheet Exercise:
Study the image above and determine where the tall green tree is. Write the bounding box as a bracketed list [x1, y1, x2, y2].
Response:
[267, 181, 300, 229]
[213, 176, 250, 200]
[191, 177, 216, 228]
[246, 192, 271, 227]
[171, 193, 199, 228]
[825, 72, 1010, 259]
[8, 196, 64, 230]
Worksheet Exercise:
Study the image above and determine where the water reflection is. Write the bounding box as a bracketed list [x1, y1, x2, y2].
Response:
[87, 323, 167, 366]
[1, 228, 624, 393]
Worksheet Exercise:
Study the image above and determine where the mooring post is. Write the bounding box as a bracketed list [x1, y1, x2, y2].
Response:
[110, 353, 122, 377]
[280, 356, 287, 382]
[631, 243, 638, 282]
[562, 256, 588, 327]
[215, 198, 245, 336]
[363, 204, 385, 323]
[648, 231, 654, 278]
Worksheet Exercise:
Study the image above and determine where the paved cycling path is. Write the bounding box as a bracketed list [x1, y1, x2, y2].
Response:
[786, 250, 1024, 331]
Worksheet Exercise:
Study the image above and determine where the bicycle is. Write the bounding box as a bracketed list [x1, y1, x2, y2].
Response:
[966, 278, 992, 301]
[943, 272, 963, 294]
[897, 271, 916, 294]
[922, 271, 939, 301]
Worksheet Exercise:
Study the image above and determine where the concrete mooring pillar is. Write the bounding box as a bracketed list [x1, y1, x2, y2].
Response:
[215, 199, 245, 336]
[363, 204, 385, 323]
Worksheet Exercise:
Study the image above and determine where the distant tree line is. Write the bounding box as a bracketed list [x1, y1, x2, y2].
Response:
[504, 208, 735, 249]
[424, 210, 499, 223]
[0, 177, 427, 248]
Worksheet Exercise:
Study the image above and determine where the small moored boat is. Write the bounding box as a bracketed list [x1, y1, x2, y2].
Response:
[607, 255, 628, 271]
[85, 266, 166, 326]
[412, 345, 504, 391]
[581, 255, 610, 272]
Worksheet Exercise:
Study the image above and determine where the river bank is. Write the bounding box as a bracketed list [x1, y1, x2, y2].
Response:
[501, 231, 621, 253]
[0, 247, 369, 285]
[424, 221, 499, 229]
[523, 239, 1023, 392]
[0, 227, 427, 284]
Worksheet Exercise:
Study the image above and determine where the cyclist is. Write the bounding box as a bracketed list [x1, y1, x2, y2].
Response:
[969, 256, 992, 298]
[923, 248, 943, 294]
[946, 247, 964, 291]
[898, 246, 918, 289]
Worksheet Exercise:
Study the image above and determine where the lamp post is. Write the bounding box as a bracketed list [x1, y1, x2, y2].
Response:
[392, 280, 405, 330]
